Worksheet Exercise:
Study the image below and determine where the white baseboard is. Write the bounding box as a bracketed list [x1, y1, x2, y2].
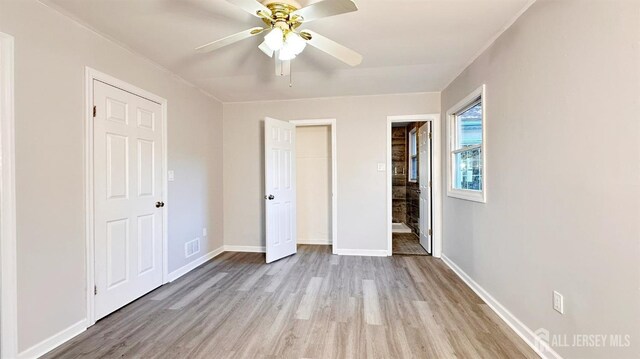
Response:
[441, 254, 562, 359]
[223, 245, 266, 253]
[17, 319, 86, 359]
[297, 238, 331, 245]
[167, 246, 224, 282]
[335, 248, 389, 257]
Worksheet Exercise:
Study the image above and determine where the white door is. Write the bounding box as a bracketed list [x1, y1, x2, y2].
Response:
[264, 117, 297, 263]
[418, 122, 432, 253]
[93, 80, 164, 320]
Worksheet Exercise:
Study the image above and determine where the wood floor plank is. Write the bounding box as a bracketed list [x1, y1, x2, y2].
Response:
[295, 276, 324, 320]
[237, 263, 270, 291]
[169, 272, 228, 310]
[362, 279, 383, 326]
[43, 246, 539, 359]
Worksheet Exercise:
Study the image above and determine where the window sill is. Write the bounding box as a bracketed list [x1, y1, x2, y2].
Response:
[447, 189, 486, 203]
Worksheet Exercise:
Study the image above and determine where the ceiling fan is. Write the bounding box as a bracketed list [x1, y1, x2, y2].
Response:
[195, 0, 363, 77]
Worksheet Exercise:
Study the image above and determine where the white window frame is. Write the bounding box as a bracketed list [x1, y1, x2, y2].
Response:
[408, 127, 418, 182]
[446, 84, 487, 203]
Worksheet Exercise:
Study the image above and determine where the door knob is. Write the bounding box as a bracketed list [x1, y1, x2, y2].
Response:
[155, 201, 165, 208]
[265, 195, 275, 200]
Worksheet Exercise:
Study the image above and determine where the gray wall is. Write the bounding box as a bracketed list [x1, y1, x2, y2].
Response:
[223, 93, 440, 252]
[0, 0, 224, 352]
[441, 1, 640, 358]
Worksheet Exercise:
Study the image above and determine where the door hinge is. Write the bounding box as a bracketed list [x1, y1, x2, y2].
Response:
[93, 105, 97, 118]
[94, 285, 97, 295]
[428, 132, 432, 139]
[428, 229, 432, 236]
[429, 181, 432, 188]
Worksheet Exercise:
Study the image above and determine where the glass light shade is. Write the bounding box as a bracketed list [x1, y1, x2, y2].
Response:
[264, 28, 284, 51]
[278, 47, 296, 61]
[285, 32, 306, 55]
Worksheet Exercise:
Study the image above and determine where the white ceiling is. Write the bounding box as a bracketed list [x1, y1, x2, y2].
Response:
[44, 0, 531, 102]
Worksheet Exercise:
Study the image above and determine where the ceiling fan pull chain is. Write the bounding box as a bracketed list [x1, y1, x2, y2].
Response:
[289, 61, 293, 87]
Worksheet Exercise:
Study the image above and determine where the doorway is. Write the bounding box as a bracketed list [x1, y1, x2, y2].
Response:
[264, 118, 337, 263]
[386, 115, 442, 257]
[85, 68, 168, 325]
[390, 121, 431, 255]
[295, 125, 332, 247]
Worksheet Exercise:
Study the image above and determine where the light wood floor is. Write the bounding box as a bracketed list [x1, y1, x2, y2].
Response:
[45, 245, 538, 359]
[392, 233, 430, 256]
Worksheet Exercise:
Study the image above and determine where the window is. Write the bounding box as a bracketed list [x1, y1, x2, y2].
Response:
[447, 85, 486, 202]
[408, 128, 417, 182]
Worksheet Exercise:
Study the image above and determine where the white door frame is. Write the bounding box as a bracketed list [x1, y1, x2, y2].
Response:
[386, 114, 442, 258]
[85, 67, 169, 326]
[289, 119, 338, 255]
[0, 32, 18, 359]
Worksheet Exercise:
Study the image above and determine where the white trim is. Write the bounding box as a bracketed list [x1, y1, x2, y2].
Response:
[446, 85, 487, 203]
[17, 319, 87, 359]
[84, 67, 169, 326]
[167, 246, 225, 282]
[441, 254, 562, 359]
[335, 249, 388, 257]
[297, 239, 331, 245]
[386, 114, 442, 258]
[224, 245, 266, 253]
[0, 32, 18, 359]
[289, 119, 338, 255]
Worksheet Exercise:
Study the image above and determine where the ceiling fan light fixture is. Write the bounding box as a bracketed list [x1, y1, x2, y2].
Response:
[258, 41, 275, 57]
[278, 47, 297, 61]
[285, 31, 306, 55]
[264, 27, 285, 51]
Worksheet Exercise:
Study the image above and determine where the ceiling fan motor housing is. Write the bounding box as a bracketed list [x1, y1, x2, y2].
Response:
[261, 0, 302, 10]
[262, 2, 303, 31]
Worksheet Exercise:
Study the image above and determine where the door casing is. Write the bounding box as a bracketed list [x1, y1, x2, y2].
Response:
[386, 114, 442, 257]
[85, 67, 168, 326]
[0, 31, 18, 359]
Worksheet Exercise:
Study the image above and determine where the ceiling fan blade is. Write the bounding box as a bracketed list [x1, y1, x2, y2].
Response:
[292, 0, 357, 23]
[226, 0, 272, 18]
[302, 30, 362, 66]
[195, 27, 265, 53]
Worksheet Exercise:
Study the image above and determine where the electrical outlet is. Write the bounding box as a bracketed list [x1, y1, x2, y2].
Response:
[553, 291, 564, 314]
[168, 170, 175, 182]
[202, 228, 207, 237]
[377, 163, 386, 172]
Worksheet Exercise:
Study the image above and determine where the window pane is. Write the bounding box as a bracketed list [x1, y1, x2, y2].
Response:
[454, 148, 482, 191]
[409, 130, 417, 156]
[410, 157, 417, 181]
[457, 101, 482, 148]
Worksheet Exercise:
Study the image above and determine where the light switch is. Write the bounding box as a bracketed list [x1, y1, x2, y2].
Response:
[377, 163, 386, 172]
[203, 228, 207, 237]
[168, 170, 175, 182]
[553, 291, 564, 314]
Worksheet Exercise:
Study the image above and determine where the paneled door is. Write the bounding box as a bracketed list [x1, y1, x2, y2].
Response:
[418, 122, 432, 253]
[93, 80, 164, 320]
[264, 117, 297, 263]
